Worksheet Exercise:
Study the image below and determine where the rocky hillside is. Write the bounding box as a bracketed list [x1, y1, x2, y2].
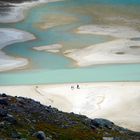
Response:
[0, 94, 140, 140]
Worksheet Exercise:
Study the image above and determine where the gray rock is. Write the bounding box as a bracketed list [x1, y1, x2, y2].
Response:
[1, 93, 7, 97]
[11, 132, 21, 139]
[91, 119, 114, 129]
[90, 123, 96, 129]
[61, 124, 69, 129]
[5, 114, 17, 124]
[46, 137, 52, 140]
[33, 131, 47, 140]
[0, 121, 5, 128]
[0, 109, 7, 117]
[103, 137, 114, 140]
[103, 137, 123, 140]
[0, 98, 8, 105]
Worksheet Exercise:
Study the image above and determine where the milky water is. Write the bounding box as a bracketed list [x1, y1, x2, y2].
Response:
[0, 0, 140, 85]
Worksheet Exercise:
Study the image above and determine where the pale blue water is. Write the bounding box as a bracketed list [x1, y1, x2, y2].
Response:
[1, 64, 140, 85]
[0, 0, 140, 85]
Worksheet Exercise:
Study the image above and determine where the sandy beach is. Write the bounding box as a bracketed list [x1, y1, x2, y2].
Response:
[0, 28, 35, 71]
[0, 82, 140, 131]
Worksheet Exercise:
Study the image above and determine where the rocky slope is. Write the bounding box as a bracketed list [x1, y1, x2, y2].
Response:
[0, 93, 140, 140]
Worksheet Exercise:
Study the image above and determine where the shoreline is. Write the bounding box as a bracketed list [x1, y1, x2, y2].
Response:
[0, 82, 140, 131]
[0, 0, 62, 23]
[0, 0, 63, 72]
[0, 28, 35, 72]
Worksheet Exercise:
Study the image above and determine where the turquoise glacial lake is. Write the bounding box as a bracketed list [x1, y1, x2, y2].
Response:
[0, 0, 140, 85]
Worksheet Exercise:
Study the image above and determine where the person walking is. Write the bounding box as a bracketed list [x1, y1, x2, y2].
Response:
[77, 84, 80, 89]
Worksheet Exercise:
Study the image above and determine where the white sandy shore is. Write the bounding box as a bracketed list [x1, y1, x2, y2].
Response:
[0, 82, 140, 131]
[65, 39, 140, 66]
[0, 28, 35, 71]
[33, 44, 62, 53]
[77, 25, 140, 39]
[63, 25, 140, 67]
[0, 0, 62, 23]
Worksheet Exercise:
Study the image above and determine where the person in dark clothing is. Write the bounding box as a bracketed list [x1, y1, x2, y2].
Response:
[77, 84, 80, 89]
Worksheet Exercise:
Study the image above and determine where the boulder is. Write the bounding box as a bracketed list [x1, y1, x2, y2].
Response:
[90, 119, 114, 129]
[1, 93, 7, 97]
[33, 131, 47, 140]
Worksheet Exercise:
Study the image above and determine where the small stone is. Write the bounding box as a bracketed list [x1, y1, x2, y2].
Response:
[46, 137, 52, 140]
[0, 121, 5, 128]
[61, 124, 69, 129]
[11, 132, 21, 139]
[90, 124, 96, 129]
[32, 120, 36, 123]
[103, 137, 114, 140]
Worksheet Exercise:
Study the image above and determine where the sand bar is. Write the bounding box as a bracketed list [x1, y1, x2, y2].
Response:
[0, 82, 140, 131]
[64, 25, 140, 67]
[33, 44, 62, 53]
[0, 28, 35, 72]
[65, 39, 140, 66]
[77, 25, 140, 39]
